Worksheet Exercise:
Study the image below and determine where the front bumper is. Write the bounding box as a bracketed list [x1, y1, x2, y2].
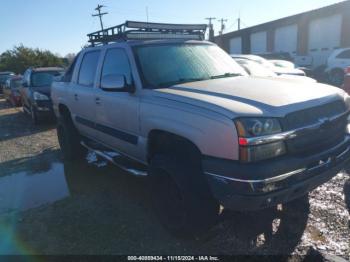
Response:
[34, 100, 55, 116]
[203, 135, 350, 211]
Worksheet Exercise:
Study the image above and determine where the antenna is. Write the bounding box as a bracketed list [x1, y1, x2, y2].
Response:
[92, 4, 108, 31]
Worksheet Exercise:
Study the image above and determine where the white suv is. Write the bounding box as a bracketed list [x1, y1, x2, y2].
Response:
[326, 48, 350, 86]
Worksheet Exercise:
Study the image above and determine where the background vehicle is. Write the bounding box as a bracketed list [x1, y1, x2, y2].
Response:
[234, 58, 316, 83]
[3, 75, 23, 107]
[20, 67, 64, 125]
[232, 54, 306, 76]
[325, 47, 350, 86]
[270, 60, 296, 69]
[257, 52, 293, 62]
[0, 72, 15, 94]
[342, 66, 350, 95]
[52, 21, 350, 237]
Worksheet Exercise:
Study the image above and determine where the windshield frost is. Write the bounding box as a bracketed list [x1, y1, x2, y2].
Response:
[135, 44, 247, 88]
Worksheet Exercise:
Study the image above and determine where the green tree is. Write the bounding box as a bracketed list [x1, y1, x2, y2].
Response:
[0, 45, 67, 74]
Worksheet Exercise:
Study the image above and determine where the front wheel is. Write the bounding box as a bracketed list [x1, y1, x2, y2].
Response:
[149, 154, 219, 238]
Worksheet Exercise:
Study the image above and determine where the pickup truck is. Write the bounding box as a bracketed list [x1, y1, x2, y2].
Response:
[51, 21, 350, 237]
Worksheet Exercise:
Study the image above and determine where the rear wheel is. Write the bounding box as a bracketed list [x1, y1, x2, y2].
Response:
[57, 116, 86, 161]
[149, 154, 219, 238]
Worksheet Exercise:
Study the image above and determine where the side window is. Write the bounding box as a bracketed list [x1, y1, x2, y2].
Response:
[78, 51, 101, 87]
[101, 48, 132, 85]
[336, 50, 350, 59]
[63, 53, 79, 82]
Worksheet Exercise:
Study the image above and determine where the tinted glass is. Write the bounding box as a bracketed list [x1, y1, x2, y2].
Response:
[31, 71, 62, 87]
[102, 49, 132, 85]
[337, 50, 350, 59]
[134, 44, 247, 89]
[78, 51, 101, 86]
[0, 75, 12, 84]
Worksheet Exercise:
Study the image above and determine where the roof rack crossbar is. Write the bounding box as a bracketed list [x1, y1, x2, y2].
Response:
[87, 21, 207, 46]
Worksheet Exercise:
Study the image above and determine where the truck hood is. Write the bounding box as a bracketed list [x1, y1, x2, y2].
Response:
[153, 76, 346, 118]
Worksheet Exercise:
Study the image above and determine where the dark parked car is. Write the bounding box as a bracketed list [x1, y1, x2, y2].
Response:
[3, 76, 23, 107]
[342, 66, 350, 95]
[20, 67, 64, 124]
[0, 72, 15, 94]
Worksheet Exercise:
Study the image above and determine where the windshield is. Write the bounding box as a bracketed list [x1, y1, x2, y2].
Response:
[0, 75, 12, 84]
[31, 71, 62, 87]
[236, 59, 277, 77]
[134, 44, 247, 89]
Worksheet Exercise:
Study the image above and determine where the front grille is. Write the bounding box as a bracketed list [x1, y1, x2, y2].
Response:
[282, 100, 348, 156]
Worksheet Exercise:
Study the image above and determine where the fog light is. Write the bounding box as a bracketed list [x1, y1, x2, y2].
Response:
[240, 141, 286, 162]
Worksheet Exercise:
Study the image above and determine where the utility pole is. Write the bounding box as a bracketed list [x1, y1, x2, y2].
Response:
[92, 4, 108, 31]
[218, 18, 228, 35]
[238, 17, 241, 31]
[205, 17, 216, 42]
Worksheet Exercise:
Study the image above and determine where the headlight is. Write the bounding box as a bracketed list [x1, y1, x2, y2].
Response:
[235, 118, 286, 162]
[235, 118, 282, 137]
[33, 92, 49, 101]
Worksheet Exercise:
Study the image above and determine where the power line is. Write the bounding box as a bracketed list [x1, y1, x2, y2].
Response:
[92, 4, 108, 31]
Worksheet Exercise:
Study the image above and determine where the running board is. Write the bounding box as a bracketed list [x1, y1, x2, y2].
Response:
[81, 141, 148, 177]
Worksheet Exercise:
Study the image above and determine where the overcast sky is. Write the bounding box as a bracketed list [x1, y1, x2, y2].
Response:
[0, 0, 345, 56]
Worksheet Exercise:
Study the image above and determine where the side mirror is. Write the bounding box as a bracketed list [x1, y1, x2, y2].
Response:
[22, 81, 29, 88]
[101, 74, 134, 93]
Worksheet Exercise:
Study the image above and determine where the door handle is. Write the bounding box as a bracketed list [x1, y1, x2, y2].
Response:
[95, 97, 101, 105]
[74, 94, 78, 101]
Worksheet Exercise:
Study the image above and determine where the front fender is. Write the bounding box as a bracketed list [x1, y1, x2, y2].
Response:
[141, 104, 239, 160]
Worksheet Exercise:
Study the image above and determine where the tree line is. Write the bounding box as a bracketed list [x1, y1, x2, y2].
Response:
[0, 45, 75, 74]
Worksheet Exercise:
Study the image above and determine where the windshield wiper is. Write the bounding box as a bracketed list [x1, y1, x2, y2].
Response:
[210, 73, 243, 79]
[158, 78, 206, 88]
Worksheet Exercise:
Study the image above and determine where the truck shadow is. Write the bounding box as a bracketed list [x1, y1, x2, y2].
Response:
[202, 196, 310, 255]
[344, 179, 350, 228]
[0, 150, 310, 255]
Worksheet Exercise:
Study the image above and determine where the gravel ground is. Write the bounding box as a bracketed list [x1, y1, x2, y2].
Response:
[0, 97, 349, 260]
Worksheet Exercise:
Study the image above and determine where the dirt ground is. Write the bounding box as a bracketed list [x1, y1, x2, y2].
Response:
[0, 97, 349, 260]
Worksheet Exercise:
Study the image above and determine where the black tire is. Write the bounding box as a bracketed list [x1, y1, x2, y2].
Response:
[329, 69, 345, 86]
[57, 116, 86, 162]
[149, 154, 219, 238]
[30, 105, 39, 125]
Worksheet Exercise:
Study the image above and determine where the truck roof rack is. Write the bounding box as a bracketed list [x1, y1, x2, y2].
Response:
[87, 21, 207, 46]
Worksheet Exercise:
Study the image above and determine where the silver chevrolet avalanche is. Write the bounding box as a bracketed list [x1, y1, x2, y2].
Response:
[51, 21, 350, 237]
